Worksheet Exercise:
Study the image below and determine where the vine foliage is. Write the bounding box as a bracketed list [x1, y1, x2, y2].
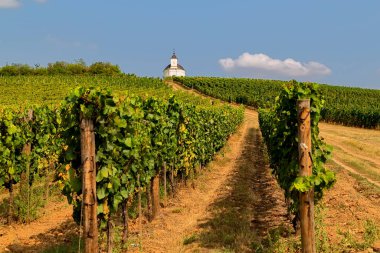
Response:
[259, 80, 336, 216]
[57, 86, 244, 228]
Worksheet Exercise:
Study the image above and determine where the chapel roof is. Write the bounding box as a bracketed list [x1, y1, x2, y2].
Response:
[164, 63, 185, 71]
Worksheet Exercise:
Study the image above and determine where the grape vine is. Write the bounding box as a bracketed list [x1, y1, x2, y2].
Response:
[259, 80, 336, 221]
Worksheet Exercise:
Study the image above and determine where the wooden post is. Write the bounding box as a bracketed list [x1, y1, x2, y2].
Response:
[22, 109, 33, 224]
[107, 218, 113, 253]
[151, 175, 160, 219]
[297, 99, 316, 253]
[45, 162, 54, 200]
[170, 169, 175, 197]
[121, 198, 129, 246]
[7, 184, 13, 225]
[137, 174, 142, 239]
[147, 181, 152, 221]
[163, 162, 167, 207]
[80, 116, 98, 253]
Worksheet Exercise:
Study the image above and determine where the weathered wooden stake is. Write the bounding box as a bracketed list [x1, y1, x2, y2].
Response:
[107, 218, 113, 253]
[7, 184, 13, 225]
[122, 198, 129, 246]
[137, 174, 142, 239]
[147, 180, 152, 221]
[44, 163, 54, 201]
[151, 175, 160, 219]
[22, 109, 33, 224]
[80, 116, 98, 253]
[163, 162, 167, 206]
[170, 169, 175, 197]
[297, 99, 316, 253]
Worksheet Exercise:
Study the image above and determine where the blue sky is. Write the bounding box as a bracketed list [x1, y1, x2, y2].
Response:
[1, 0, 379, 89]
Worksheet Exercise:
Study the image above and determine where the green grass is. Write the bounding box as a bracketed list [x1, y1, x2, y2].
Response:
[171, 208, 182, 214]
[328, 160, 380, 198]
[337, 220, 380, 251]
[331, 153, 380, 183]
[183, 234, 198, 245]
[0, 75, 168, 108]
[0, 75, 223, 110]
[42, 236, 82, 253]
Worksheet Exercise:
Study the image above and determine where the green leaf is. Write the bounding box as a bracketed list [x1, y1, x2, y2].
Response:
[8, 166, 15, 175]
[125, 137, 132, 148]
[121, 174, 128, 184]
[7, 124, 18, 135]
[291, 177, 309, 192]
[112, 194, 123, 211]
[96, 170, 103, 182]
[100, 167, 109, 178]
[120, 189, 128, 198]
[65, 150, 76, 161]
[114, 116, 127, 128]
[97, 203, 104, 214]
[313, 175, 322, 186]
[97, 187, 107, 200]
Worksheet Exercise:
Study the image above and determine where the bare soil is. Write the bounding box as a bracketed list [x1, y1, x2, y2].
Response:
[318, 125, 380, 249]
[0, 201, 76, 252]
[323, 165, 380, 244]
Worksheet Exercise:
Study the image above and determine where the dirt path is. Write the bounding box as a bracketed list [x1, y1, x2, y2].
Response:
[0, 201, 75, 252]
[132, 109, 288, 253]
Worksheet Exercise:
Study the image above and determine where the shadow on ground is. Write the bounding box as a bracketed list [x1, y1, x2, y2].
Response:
[194, 127, 289, 252]
[6, 220, 80, 253]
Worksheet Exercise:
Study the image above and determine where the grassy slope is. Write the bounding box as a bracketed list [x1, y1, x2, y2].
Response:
[0, 75, 218, 109]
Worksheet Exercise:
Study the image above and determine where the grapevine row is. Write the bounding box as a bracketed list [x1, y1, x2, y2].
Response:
[173, 76, 380, 128]
[0, 86, 244, 249]
[258, 81, 335, 226]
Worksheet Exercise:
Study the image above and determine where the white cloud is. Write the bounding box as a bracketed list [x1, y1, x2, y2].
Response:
[219, 52, 331, 77]
[0, 0, 47, 8]
[0, 0, 21, 8]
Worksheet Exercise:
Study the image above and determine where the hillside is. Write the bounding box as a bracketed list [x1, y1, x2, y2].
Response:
[173, 76, 380, 129]
[0, 77, 378, 252]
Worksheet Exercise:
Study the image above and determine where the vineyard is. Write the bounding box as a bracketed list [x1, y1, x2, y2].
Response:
[0, 74, 379, 252]
[0, 75, 244, 251]
[173, 76, 380, 128]
[0, 75, 218, 109]
[0, 75, 167, 108]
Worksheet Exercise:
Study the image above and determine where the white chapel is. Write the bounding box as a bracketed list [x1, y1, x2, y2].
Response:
[163, 52, 186, 78]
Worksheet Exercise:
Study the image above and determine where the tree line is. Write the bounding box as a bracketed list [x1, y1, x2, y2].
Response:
[0, 60, 123, 76]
